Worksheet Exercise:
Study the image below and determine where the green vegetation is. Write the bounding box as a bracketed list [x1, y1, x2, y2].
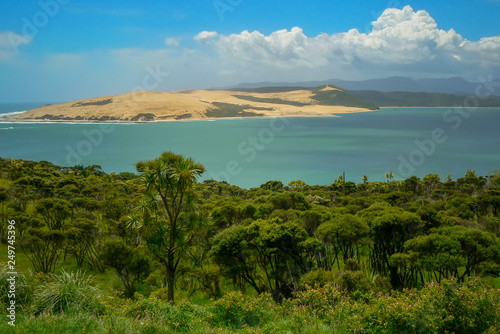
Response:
[311, 85, 380, 110]
[231, 85, 381, 110]
[232, 94, 309, 107]
[205, 102, 267, 118]
[174, 113, 193, 120]
[230, 85, 500, 109]
[72, 99, 113, 107]
[130, 113, 157, 122]
[352, 90, 500, 107]
[228, 86, 308, 93]
[0, 156, 499, 333]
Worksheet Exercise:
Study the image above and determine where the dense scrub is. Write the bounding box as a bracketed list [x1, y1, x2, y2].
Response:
[0, 156, 499, 332]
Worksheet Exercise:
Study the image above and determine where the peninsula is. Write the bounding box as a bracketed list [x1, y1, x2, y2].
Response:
[2, 85, 379, 122]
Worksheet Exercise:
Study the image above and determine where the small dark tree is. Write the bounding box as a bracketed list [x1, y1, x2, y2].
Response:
[66, 218, 104, 271]
[316, 214, 369, 267]
[103, 240, 152, 298]
[35, 198, 72, 230]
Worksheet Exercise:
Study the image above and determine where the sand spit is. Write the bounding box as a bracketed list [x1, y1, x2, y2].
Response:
[3, 88, 373, 123]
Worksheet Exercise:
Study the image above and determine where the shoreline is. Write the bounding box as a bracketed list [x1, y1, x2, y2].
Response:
[1, 106, 498, 124]
[381, 106, 500, 109]
[0, 110, 368, 124]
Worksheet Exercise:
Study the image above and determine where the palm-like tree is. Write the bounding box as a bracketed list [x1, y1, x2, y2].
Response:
[385, 172, 394, 183]
[135, 152, 205, 303]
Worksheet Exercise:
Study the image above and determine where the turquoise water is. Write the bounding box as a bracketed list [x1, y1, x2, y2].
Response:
[0, 103, 54, 116]
[1, 106, 499, 188]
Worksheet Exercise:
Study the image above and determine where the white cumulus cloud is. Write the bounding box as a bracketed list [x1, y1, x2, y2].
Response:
[192, 6, 500, 79]
[194, 31, 218, 44]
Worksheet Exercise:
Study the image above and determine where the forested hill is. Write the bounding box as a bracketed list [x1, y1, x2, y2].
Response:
[351, 90, 500, 107]
[227, 85, 380, 110]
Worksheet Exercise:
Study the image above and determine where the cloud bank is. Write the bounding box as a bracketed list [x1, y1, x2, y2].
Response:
[194, 6, 500, 79]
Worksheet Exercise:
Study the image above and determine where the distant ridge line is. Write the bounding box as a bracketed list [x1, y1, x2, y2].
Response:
[214, 76, 500, 97]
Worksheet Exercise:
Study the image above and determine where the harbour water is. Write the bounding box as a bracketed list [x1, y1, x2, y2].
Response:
[1, 105, 499, 188]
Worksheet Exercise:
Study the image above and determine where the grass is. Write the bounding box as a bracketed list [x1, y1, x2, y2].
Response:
[0, 178, 11, 189]
[0, 244, 34, 272]
[0, 244, 123, 297]
[310, 86, 380, 110]
[227, 87, 308, 93]
[1, 279, 498, 333]
[230, 86, 381, 110]
[72, 99, 113, 107]
[205, 103, 266, 118]
[1, 232, 498, 333]
[232, 94, 309, 107]
[31, 269, 104, 315]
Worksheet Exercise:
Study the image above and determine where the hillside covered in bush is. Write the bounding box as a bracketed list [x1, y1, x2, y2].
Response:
[0, 155, 499, 333]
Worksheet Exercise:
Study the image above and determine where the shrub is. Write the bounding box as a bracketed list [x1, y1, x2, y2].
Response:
[286, 284, 347, 320]
[209, 291, 277, 329]
[301, 269, 336, 287]
[31, 269, 104, 315]
[337, 270, 372, 294]
[125, 297, 208, 332]
[345, 278, 500, 333]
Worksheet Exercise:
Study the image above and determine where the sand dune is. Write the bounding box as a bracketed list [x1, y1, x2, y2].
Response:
[4, 87, 373, 122]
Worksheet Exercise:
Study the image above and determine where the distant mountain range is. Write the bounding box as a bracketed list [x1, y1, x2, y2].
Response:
[221, 76, 500, 96]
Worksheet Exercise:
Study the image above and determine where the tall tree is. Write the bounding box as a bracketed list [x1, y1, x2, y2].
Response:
[135, 152, 205, 303]
[370, 211, 422, 288]
[316, 214, 369, 267]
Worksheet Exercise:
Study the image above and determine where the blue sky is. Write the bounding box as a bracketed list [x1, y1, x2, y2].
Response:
[0, 0, 499, 102]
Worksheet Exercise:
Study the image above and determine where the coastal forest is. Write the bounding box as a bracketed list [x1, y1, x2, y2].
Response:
[0, 154, 499, 333]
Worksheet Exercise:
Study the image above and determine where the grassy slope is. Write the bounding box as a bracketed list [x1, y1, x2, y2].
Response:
[232, 94, 309, 107]
[227, 87, 309, 93]
[0, 244, 123, 295]
[231, 85, 381, 110]
[205, 102, 267, 118]
[310, 85, 380, 110]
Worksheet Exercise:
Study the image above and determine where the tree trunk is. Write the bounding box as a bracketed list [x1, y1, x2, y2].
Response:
[167, 217, 177, 303]
[167, 264, 175, 303]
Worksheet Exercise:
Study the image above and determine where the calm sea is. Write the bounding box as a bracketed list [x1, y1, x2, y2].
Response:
[1, 104, 499, 188]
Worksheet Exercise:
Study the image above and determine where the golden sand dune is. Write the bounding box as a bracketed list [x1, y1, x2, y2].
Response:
[4, 87, 373, 122]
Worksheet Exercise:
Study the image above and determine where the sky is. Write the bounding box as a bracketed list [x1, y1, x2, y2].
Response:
[0, 0, 499, 102]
